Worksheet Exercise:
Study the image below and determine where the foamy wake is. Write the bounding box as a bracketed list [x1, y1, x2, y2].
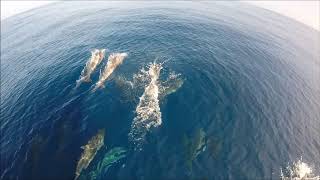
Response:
[93, 53, 127, 91]
[281, 159, 319, 180]
[129, 62, 163, 150]
[76, 49, 106, 87]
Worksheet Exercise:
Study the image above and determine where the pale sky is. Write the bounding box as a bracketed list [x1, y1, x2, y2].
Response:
[1, 1, 55, 20]
[1, 1, 319, 31]
[244, 1, 319, 31]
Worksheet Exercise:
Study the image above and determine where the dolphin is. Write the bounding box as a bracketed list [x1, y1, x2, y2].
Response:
[75, 129, 105, 180]
[82, 147, 127, 179]
[93, 53, 127, 90]
[129, 62, 163, 150]
[183, 128, 206, 170]
[162, 77, 184, 97]
[76, 49, 106, 86]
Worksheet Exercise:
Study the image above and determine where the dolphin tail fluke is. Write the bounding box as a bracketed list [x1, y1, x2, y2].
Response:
[74, 173, 80, 180]
[92, 83, 105, 93]
[75, 77, 91, 88]
[76, 76, 91, 87]
[96, 83, 105, 89]
[75, 81, 80, 87]
[82, 76, 92, 82]
[75, 79, 82, 89]
[91, 86, 98, 93]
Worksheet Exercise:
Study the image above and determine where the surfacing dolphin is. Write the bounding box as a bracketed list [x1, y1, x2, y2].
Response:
[76, 49, 106, 87]
[161, 72, 184, 98]
[93, 53, 127, 91]
[129, 62, 163, 150]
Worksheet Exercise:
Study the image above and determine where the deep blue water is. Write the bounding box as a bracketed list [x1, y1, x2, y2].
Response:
[1, 2, 319, 180]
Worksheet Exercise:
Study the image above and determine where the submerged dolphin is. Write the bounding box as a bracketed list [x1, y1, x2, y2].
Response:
[183, 128, 206, 170]
[93, 53, 127, 90]
[161, 72, 184, 97]
[76, 49, 106, 86]
[80, 147, 127, 180]
[75, 129, 105, 180]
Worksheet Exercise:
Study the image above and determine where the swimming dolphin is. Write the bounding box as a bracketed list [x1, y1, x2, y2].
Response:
[81, 147, 127, 179]
[93, 53, 127, 90]
[75, 129, 105, 180]
[76, 49, 106, 86]
[129, 62, 163, 150]
[162, 76, 184, 97]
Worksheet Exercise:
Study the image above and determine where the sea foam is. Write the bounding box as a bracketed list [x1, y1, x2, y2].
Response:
[281, 159, 319, 180]
[129, 62, 163, 150]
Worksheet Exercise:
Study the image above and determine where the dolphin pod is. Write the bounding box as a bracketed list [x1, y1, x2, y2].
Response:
[93, 53, 128, 91]
[76, 50, 127, 91]
[76, 49, 106, 87]
[73, 50, 318, 180]
[75, 51, 184, 150]
[74, 51, 185, 178]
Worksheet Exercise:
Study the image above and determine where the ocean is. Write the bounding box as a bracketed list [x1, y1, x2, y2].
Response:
[1, 2, 319, 180]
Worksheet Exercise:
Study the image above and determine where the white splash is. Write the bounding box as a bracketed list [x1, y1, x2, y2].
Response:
[114, 69, 184, 103]
[129, 62, 163, 149]
[76, 49, 106, 87]
[281, 159, 319, 180]
[93, 53, 127, 90]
